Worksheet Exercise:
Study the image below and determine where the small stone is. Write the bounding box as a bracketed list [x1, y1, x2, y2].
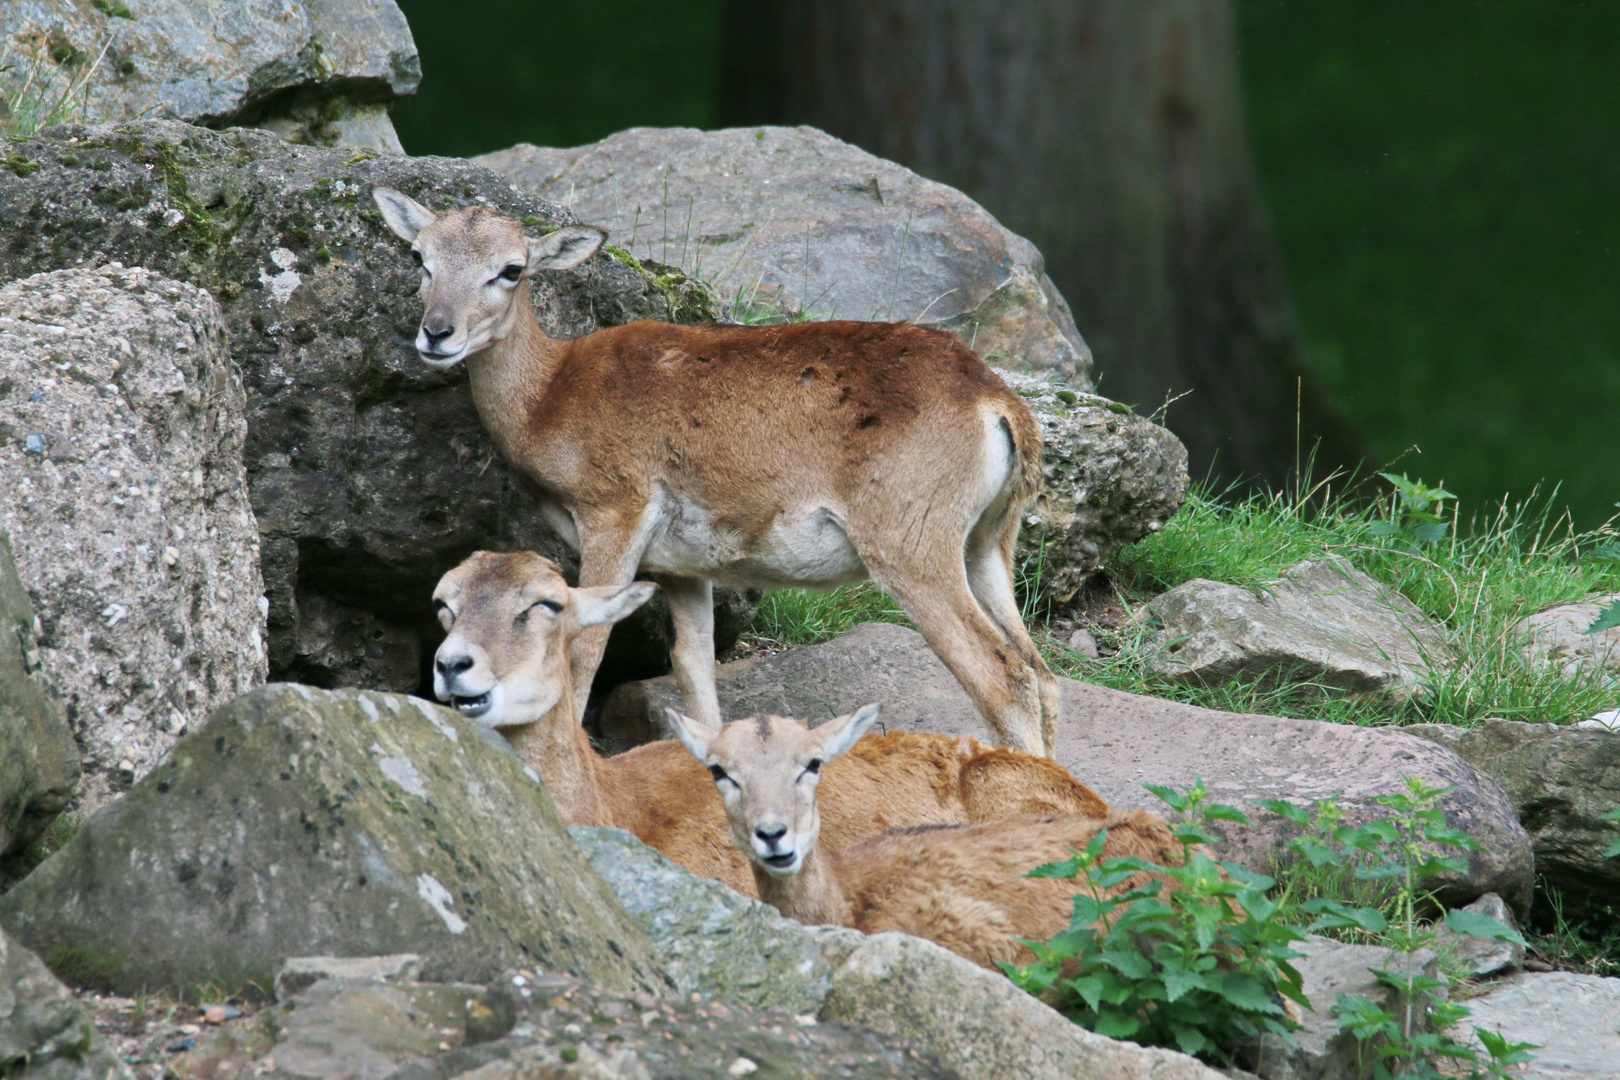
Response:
[727, 1058, 758, 1076]
[178, 1023, 200, 1035]
[203, 1004, 228, 1024]
[1065, 628, 1099, 658]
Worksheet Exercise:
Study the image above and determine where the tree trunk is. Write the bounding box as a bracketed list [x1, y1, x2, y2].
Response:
[720, 0, 1361, 487]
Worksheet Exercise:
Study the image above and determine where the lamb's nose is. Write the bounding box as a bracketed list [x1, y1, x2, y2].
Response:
[755, 824, 788, 846]
[436, 654, 473, 678]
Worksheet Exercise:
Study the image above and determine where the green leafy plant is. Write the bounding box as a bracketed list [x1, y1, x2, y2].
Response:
[1585, 598, 1620, 635]
[1369, 473, 1457, 551]
[1273, 776, 1533, 1079]
[1011, 777, 1538, 1076]
[1004, 780, 1317, 1066]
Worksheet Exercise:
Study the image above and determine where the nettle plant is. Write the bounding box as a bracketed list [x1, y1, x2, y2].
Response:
[1370, 473, 1457, 552]
[1007, 777, 1536, 1077]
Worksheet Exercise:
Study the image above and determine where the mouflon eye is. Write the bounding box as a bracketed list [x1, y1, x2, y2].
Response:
[498, 264, 524, 282]
[433, 599, 452, 625]
[708, 764, 730, 784]
[516, 598, 564, 623]
[804, 758, 823, 775]
[410, 249, 423, 265]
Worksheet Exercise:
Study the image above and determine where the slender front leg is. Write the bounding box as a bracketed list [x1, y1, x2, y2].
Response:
[654, 573, 721, 727]
[571, 511, 651, 720]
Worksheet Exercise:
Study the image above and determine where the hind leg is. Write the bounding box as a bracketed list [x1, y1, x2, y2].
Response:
[861, 541, 1047, 755]
[965, 517, 1062, 756]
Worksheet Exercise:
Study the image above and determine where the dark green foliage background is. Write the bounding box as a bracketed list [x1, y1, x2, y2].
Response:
[394, 0, 1618, 528]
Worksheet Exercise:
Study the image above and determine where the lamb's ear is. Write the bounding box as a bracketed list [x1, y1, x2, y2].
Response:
[665, 707, 719, 763]
[372, 187, 437, 242]
[528, 225, 607, 272]
[573, 582, 657, 628]
[812, 703, 882, 762]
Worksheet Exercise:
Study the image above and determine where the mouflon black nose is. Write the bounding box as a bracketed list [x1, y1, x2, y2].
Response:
[422, 321, 454, 348]
[755, 824, 788, 844]
[436, 654, 473, 678]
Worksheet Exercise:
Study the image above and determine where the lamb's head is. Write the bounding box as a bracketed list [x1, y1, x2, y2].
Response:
[371, 187, 606, 369]
[668, 704, 882, 876]
[431, 551, 654, 727]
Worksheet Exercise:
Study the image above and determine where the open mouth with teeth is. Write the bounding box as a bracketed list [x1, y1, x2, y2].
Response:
[762, 852, 797, 871]
[451, 692, 492, 717]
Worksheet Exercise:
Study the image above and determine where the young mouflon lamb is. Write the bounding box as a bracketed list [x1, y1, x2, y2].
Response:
[669, 703, 1186, 970]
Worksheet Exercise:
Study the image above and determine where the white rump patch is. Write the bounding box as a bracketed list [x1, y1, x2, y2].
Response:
[378, 756, 426, 797]
[416, 873, 468, 935]
[978, 408, 1015, 510]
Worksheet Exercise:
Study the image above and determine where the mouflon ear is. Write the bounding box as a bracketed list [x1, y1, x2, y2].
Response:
[572, 581, 657, 628]
[527, 225, 607, 273]
[372, 187, 438, 242]
[811, 703, 882, 762]
[665, 707, 720, 763]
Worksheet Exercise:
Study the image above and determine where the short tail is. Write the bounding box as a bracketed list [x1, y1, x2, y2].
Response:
[996, 397, 1045, 509]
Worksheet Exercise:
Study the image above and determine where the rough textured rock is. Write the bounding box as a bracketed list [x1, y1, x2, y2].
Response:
[1002, 372, 1188, 604]
[274, 953, 422, 1002]
[1145, 558, 1451, 701]
[1405, 719, 1620, 905]
[0, 924, 132, 1080]
[601, 623, 1533, 911]
[178, 971, 516, 1080]
[813, 928, 1225, 1080]
[0, 119, 738, 697]
[0, 684, 663, 998]
[0, 1, 419, 150]
[0, 266, 265, 810]
[396, 970, 960, 1080]
[1458, 972, 1620, 1079]
[477, 125, 1093, 383]
[1432, 893, 1524, 978]
[1254, 937, 1437, 1080]
[568, 827, 831, 1015]
[1512, 594, 1620, 681]
[0, 532, 78, 856]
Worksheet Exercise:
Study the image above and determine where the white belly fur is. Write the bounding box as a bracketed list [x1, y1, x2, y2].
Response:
[640, 490, 865, 588]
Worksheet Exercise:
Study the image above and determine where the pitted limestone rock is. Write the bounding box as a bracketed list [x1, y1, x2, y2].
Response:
[0, 266, 264, 812]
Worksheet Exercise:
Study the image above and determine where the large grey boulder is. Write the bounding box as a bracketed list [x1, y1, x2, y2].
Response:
[1512, 594, 1620, 681]
[0, 1, 419, 150]
[568, 827, 831, 1015]
[1457, 972, 1620, 1079]
[477, 125, 1094, 383]
[0, 533, 78, 857]
[1004, 372, 1188, 604]
[0, 924, 132, 1080]
[0, 119, 732, 695]
[600, 622, 1534, 910]
[0, 266, 265, 811]
[1405, 719, 1620, 906]
[0, 684, 664, 998]
[814, 928, 1226, 1080]
[1144, 558, 1451, 702]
